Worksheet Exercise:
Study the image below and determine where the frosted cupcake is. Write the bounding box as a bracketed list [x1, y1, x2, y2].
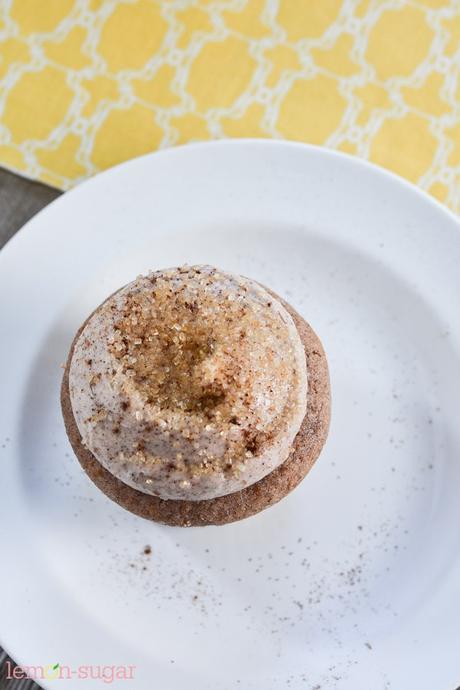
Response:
[61, 266, 330, 526]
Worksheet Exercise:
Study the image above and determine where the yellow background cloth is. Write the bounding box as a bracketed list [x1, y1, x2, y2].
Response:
[0, 0, 459, 211]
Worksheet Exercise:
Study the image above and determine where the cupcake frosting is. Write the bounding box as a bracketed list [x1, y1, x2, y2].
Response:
[68, 266, 307, 501]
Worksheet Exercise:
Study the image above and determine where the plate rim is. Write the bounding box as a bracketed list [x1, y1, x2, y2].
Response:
[0, 139, 459, 267]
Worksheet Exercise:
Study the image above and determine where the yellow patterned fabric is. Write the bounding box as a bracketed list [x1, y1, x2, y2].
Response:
[0, 0, 459, 210]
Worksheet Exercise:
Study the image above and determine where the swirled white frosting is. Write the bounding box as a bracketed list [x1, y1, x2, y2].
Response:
[69, 266, 307, 501]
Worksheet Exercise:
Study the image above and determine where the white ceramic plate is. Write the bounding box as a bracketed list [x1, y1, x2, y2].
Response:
[1, 140, 460, 690]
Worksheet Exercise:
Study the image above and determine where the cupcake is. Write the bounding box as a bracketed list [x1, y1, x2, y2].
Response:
[61, 266, 330, 526]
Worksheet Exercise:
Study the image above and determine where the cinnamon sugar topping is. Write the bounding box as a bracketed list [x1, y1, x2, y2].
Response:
[68, 266, 307, 500]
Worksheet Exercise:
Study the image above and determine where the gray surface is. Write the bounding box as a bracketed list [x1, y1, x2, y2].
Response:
[0, 168, 60, 687]
[0, 168, 60, 249]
